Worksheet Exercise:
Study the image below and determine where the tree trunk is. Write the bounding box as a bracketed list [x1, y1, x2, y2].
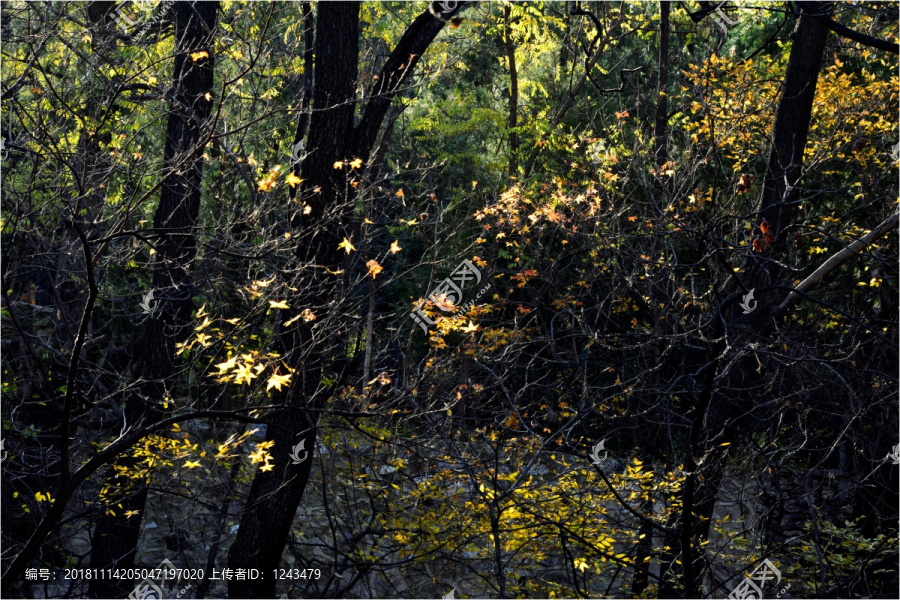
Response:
[633, 4, 669, 595]
[675, 7, 830, 597]
[751, 1, 830, 286]
[504, 5, 518, 179]
[226, 4, 360, 597]
[227, 3, 462, 597]
[88, 3, 218, 596]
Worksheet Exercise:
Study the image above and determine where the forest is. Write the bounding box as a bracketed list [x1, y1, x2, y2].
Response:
[1, 1, 898, 598]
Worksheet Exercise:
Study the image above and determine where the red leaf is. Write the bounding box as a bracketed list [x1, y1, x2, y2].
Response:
[736, 174, 755, 193]
[760, 220, 769, 234]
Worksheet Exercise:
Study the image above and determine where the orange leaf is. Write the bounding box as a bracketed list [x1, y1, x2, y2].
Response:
[366, 259, 383, 279]
[736, 174, 755, 193]
[760, 220, 769, 234]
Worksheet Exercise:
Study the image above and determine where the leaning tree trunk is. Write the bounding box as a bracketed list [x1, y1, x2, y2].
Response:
[676, 6, 830, 597]
[227, 2, 463, 597]
[88, 3, 218, 597]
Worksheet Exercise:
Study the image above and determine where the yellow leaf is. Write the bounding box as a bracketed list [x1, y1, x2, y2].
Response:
[259, 461, 274, 472]
[349, 158, 363, 169]
[333, 161, 344, 169]
[269, 300, 290, 309]
[390, 240, 402, 254]
[257, 174, 278, 192]
[366, 259, 383, 279]
[460, 320, 478, 333]
[216, 356, 237, 372]
[338, 237, 356, 254]
[234, 363, 259, 385]
[190, 51, 209, 61]
[300, 308, 316, 321]
[285, 172, 304, 187]
[204, 92, 212, 102]
[266, 372, 292, 392]
[184, 460, 202, 469]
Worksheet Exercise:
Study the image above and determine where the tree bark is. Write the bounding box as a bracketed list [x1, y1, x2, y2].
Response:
[88, 3, 218, 596]
[227, 3, 461, 597]
[674, 8, 830, 597]
[504, 5, 518, 179]
[752, 1, 830, 286]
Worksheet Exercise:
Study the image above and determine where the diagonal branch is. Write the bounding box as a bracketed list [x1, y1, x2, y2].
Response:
[352, 1, 465, 158]
[775, 211, 899, 315]
[799, 3, 899, 54]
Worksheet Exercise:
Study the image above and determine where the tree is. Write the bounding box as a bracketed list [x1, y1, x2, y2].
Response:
[226, 2, 465, 597]
[87, 2, 219, 596]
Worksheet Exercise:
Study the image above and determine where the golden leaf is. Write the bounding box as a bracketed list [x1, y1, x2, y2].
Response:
[366, 259, 383, 279]
[338, 237, 356, 254]
[266, 372, 292, 392]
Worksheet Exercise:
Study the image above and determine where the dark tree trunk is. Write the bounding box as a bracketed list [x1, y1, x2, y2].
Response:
[652, 0, 670, 208]
[752, 1, 830, 286]
[227, 4, 361, 598]
[227, 3, 461, 597]
[504, 5, 518, 179]
[674, 7, 830, 598]
[633, 4, 670, 595]
[88, 3, 218, 597]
